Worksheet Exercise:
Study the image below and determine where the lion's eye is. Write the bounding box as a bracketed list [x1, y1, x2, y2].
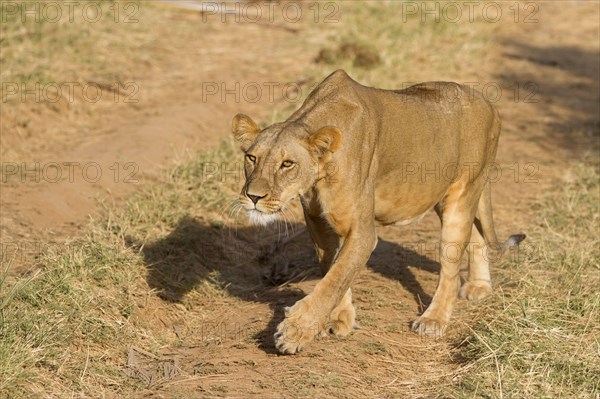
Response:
[246, 154, 256, 163]
[281, 160, 294, 168]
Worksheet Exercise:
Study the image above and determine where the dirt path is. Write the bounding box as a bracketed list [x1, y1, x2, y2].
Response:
[1, 2, 317, 273]
[1, 1, 598, 397]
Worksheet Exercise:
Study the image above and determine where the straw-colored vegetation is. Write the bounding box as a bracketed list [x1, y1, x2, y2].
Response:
[1, 1, 598, 398]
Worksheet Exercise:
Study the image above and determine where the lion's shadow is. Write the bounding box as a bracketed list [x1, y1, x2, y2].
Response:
[130, 215, 439, 354]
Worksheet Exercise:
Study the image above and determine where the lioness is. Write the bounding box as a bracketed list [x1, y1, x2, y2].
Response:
[232, 70, 525, 354]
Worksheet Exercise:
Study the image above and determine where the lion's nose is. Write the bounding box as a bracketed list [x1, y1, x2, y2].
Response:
[247, 193, 266, 204]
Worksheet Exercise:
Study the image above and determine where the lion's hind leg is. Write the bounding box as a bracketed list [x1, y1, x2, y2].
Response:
[461, 181, 526, 300]
[412, 187, 479, 336]
[460, 225, 493, 300]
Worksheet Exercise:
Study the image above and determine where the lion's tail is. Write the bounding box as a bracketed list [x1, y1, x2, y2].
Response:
[475, 181, 526, 254]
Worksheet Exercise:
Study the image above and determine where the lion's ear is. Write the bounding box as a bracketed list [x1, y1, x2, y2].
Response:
[232, 114, 260, 149]
[308, 126, 342, 157]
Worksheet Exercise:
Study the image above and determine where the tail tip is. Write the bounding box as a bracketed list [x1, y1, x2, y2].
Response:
[506, 233, 526, 248]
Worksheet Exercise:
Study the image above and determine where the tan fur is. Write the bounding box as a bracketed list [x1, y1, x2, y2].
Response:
[232, 70, 523, 354]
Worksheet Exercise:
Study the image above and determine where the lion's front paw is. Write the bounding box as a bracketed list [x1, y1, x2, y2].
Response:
[274, 298, 322, 354]
[325, 319, 354, 338]
[459, 281, 492, 300]
[325, 295, 357, 338]
[412, 315, 447, 337]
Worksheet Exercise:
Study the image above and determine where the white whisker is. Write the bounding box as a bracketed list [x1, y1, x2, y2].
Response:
[282, 208, 291, 238]
[281, 205, 294, 237]
[221, 198, 240, 219]
[233, 204, 245, 237]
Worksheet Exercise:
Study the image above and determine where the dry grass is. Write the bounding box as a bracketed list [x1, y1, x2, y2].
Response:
[450, 160, 600, 398]
[1, 1, 598, 398]
[300, 0, 496, 87]
[0, 0, 173, 85]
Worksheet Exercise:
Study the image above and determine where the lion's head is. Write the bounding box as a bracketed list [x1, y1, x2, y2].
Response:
[231, 113, 341, 225]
